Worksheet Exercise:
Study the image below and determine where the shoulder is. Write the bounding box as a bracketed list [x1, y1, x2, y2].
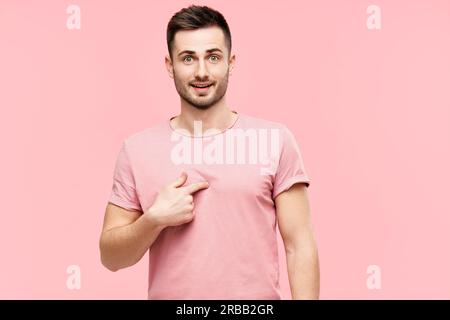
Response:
[237, 114, 294, 146]
[123, 121, 167, 147]
[117, 121, 168, 161]
[237, 113, 288, 131]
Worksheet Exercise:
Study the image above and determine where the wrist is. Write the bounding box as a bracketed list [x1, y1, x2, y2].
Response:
[143, 206, 167, 231]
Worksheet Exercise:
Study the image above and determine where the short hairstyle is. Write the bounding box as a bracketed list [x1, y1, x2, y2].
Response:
[167, 5, 232, 59]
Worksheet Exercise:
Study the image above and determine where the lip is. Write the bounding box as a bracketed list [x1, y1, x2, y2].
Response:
[191, 83, 213, 93]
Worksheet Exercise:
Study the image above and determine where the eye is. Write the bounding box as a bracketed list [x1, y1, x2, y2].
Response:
[209, 55, 220, 63]
[183, 55, 193, 63]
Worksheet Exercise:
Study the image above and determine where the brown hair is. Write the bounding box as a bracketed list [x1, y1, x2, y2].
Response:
[167, 5, 232, 59]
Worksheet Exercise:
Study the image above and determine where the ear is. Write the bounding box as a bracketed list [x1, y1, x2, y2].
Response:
[165, 54, 174, 79]
[228, 53, 236, 76]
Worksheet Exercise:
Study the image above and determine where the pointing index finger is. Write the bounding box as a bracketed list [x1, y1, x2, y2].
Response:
[183, 181, 209, 194]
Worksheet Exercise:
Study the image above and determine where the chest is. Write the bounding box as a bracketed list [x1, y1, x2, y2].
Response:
[132, 146, 276, 212]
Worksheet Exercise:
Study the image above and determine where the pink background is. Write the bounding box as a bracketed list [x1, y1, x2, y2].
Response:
[1, 0, 449, 299]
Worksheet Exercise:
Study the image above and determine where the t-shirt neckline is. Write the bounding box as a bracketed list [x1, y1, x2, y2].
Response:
[168, 110, 241, 139]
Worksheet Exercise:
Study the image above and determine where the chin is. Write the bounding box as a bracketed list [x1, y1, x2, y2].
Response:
[191, 103, 214, 110]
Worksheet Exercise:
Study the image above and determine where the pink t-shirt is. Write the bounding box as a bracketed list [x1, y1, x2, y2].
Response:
[108, 112, 311, 299]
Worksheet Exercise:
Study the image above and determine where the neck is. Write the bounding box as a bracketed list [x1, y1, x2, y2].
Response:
[172, 97, 237, 135]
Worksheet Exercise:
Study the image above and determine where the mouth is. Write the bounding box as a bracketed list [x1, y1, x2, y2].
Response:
[190, 82, 214, 93]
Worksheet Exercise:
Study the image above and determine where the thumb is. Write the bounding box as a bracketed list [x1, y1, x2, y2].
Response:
[170, 171, 188, 188]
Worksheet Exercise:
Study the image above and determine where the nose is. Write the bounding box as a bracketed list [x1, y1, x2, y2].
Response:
[195, 58, 208, 79]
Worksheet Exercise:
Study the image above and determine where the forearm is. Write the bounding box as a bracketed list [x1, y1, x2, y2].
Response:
[285, 237, 320, 299]
[100, 214, 165, 272]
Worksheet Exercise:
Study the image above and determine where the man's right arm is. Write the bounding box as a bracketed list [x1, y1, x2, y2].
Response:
[99, 171, 209, 272]
[99, 203, 165, 272]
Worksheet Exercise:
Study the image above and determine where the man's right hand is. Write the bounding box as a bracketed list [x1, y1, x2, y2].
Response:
[144, 172, 209, 229]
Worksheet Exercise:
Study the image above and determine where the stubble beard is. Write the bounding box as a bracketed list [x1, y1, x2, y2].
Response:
[173, 69, 229, 110]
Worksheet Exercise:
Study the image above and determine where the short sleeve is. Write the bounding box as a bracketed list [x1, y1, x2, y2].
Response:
[272, 126, 311, 199]
[108, 141, 143, 212]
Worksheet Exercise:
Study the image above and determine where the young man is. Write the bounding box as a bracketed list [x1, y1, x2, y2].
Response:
[99, 5, 319, 300]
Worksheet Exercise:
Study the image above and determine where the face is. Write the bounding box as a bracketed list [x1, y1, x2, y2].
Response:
[165, 26, 235, 110]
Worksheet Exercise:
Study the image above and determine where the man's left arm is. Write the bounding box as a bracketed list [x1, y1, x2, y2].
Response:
[275, 183, 320, 299]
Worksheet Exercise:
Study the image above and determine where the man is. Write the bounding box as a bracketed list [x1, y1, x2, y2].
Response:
[99, 5, 319, 300]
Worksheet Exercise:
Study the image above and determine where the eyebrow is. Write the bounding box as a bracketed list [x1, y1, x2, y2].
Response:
[177, 48, 223, 57]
